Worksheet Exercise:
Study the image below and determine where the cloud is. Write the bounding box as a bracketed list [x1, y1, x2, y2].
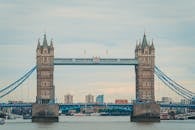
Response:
[1, 0, 195, 102]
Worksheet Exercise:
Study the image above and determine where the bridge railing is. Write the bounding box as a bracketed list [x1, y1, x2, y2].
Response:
[54, 58, 138, 65]
[1, 103, 195, 109]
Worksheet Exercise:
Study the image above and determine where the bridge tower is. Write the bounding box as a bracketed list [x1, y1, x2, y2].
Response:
[131, 34, 160, 122]
[135, 33, 155, 102]
[36, 34, 54, 104]
[32, 34, 59, 122]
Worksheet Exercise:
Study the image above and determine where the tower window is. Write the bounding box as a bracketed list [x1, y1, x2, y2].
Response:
[44, 57, 47, 62]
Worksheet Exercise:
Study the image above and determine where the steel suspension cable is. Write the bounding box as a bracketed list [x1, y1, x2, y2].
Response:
[155, 66, 194, 96]
[0, 66, 36, 99]
[154, 66, 192, 100]
[155, 69, 190, 100]
[0, 66, 36, 93]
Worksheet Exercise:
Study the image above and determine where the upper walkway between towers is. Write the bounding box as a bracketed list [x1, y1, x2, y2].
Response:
[54, 58, 138, 66]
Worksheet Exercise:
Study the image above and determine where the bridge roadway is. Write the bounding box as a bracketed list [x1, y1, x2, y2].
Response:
[1, 103, 195, 109]
[54, 58, 138, 65]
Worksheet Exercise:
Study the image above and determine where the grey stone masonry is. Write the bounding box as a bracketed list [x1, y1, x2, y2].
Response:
[36, 34, 54, 104]
[135, 34, 155, 102]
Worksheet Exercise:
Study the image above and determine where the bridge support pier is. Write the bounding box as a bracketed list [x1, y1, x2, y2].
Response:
[32, 103, 59, 122]
[131, 102, 160, 122]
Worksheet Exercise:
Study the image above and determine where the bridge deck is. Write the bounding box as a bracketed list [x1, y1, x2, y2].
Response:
[1, 103, 195, 109]
[54, 58, 138, 65]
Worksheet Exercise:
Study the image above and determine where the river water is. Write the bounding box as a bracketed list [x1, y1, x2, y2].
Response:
[1, 116, 195, 130]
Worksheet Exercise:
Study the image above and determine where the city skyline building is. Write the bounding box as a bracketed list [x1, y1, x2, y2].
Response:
[64, 94, 73, 104]
[180, 99, 189, 104]
[85, 94, 94, 104]
[161, 97, 172, 104]
[115, 99, 128, 104]
[96, 95, 104, 104]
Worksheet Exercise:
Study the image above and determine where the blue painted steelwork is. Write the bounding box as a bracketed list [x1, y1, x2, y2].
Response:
[59, 103, 133, 109]
[54, 58, 138, 65]
[155, 66, 195, 100]
[0, 66, 36, 93]
[160, 103, 195, 108]
[0, 66, 36, 99]
[0, 103, 32, 107]
[1, 103, 195, 109]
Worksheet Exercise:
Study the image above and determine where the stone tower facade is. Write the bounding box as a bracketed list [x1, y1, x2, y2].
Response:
[36, 34, 54, 104]
[135, 34, 155, 102]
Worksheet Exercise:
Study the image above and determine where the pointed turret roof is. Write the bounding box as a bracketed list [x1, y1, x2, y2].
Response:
[43, 34, 48, 48]
[142, 33, 148, 48]
[150, 39, 154, 49]
[37, 38, 41, 49]
[135, 40, 139, 50]
[50, 39, 53, 48]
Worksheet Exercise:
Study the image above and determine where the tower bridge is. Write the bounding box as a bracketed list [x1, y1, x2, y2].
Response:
[0, 33, 194, 122]
[35, 33, 158, 122]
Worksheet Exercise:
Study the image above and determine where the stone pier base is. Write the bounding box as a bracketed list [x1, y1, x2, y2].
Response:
[131, 102, 160, 122]
[32, 103, 59, 122]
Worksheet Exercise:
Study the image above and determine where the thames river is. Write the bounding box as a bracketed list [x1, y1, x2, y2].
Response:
[1, 116, 195, 130]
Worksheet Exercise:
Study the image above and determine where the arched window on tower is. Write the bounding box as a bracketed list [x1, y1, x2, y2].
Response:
[44, 50, 47, 54]
[44, 57, 47, 63]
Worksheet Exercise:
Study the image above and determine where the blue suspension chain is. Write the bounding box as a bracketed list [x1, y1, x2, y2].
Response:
[154, 66, 193, 100]
[0, 66, 36, 99]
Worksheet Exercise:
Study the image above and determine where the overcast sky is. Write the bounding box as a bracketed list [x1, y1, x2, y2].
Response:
[0, 0, 195, 103]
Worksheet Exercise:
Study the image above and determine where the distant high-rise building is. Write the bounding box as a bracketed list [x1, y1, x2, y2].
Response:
[180, 99, 189, 104]
[85, 94, 94, 103]
[191, 96, 195, 104]
[161, 97, 172, 103]
[115, 99, 128, 104]
[96, 95, 104, 104]
[64, 94, 73, 104]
